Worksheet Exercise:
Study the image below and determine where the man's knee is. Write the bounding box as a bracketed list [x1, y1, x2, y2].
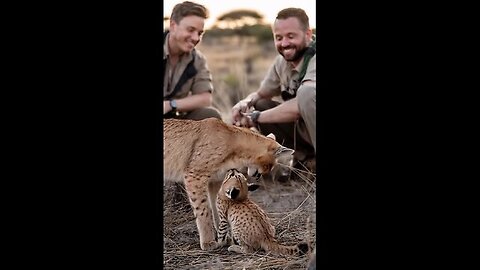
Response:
[297, 85, 316, 108]
[254, 99, 278, 111]
[203, 108, 222, 120]
[187, 107, 222, 120]
[297, 85, 316, 153]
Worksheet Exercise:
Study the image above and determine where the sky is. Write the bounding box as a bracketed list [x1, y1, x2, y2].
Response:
[163, 0, 316, 30]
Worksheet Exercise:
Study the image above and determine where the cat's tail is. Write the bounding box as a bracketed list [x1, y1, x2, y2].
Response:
[262, 239, 310, 256]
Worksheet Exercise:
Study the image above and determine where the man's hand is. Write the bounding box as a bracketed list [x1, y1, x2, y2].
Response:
[239, 111, 258, 128]
[231, 99, 253, 126]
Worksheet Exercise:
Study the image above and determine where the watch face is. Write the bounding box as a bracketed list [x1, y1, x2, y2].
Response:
[252, 111, 260, 123]
[170, 100, 177, 109]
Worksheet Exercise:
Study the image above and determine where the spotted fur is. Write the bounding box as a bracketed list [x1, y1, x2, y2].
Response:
[216, 169, 309, 256]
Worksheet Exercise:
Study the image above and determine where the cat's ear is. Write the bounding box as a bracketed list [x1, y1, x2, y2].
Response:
[275, 145, 294, 157]
[266, 133, 276, 141]
[247, 167, 260, 180]
[250, 127, 260, 134]
[247, 183, 260, 192]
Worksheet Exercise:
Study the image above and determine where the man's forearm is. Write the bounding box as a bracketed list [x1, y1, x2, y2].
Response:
[170, 92, 212, 112]
[257, 98, 300, 123]
[244, 89, 273, 106]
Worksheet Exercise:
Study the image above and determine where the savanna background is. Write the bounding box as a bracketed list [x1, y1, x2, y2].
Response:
[163, 1, 317, 269]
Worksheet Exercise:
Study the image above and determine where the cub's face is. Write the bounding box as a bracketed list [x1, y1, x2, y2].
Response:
[221, 169, 260, 202]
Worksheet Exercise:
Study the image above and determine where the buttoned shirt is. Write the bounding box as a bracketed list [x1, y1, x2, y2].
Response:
[258, 44, 316, 99]
[163, 33, 214, 99]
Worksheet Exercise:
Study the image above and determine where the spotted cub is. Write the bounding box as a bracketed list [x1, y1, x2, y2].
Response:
[216, 169, 309, 256]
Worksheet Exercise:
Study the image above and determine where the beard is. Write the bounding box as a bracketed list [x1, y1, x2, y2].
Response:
[277, 37, 309, 62]
[279, 46, 308, 62]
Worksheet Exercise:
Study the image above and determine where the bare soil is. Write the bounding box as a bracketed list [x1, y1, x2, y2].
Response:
[163, 166, 316, 270]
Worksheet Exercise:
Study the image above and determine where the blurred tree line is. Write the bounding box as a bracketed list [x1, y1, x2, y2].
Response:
[205, 10, 272, 43]
[165, 10, 316, 43]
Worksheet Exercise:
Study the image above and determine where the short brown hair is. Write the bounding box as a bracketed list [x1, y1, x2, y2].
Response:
[276, 8, 310, 31]
[170, 1, 209, 24]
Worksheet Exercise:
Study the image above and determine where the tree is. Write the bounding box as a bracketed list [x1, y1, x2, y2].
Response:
[214, 9, 265, 29]
[206, 9, 272, 43]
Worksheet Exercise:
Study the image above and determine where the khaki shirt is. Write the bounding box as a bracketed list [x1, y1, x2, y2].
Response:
[163, 33, 213, 99]
[258, 46, 316, 147]
[259, 52, 316, 99]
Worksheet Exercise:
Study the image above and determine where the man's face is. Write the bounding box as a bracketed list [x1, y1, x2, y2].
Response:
[169, 15, 205, 54]
[273, 17, 311, 62]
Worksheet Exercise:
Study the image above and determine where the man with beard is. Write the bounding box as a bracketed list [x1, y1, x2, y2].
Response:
[163, 1, 221, 120]
[231, 7, 316, 164]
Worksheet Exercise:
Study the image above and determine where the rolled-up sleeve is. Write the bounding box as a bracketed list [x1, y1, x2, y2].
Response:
[302, 54, 316, 83]
[191, 51, 214, 95]
[258, 56, 283, 97]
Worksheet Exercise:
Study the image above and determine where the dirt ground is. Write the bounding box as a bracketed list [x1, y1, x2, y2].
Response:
[163, 165, 316, 270]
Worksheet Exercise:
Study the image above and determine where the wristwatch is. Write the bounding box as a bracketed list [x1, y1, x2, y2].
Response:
[250, 110, 261, 124]
[169, 99, 177, 112]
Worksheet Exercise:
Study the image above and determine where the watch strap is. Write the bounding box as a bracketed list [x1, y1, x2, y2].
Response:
[251, 110, 261, 124]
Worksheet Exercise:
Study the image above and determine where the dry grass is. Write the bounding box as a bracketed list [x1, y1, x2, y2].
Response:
[163, 165, 316, 270]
